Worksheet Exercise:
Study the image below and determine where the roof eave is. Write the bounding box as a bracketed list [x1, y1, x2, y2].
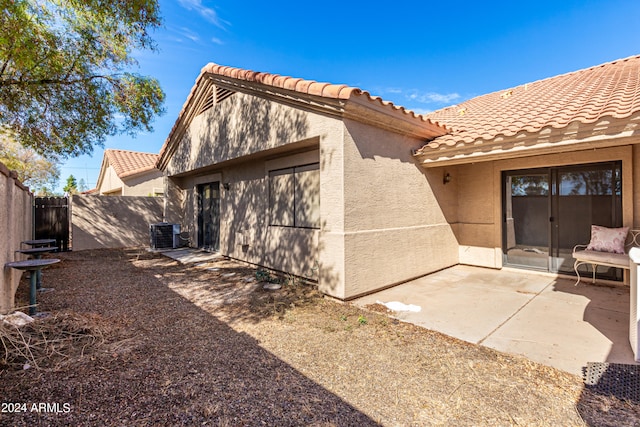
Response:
[344, 95, 448, 140]
[95, 153, 110, 192]
[119, 165, 160, 180]
[414, 118, 640, 167]
[157, 72, 215, 171]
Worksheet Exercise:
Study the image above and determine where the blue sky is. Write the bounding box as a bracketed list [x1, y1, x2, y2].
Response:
[59, 0, 640, 191]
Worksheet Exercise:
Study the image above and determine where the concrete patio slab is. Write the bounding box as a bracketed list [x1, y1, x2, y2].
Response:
[353, 265, 637, 376]
[158, 248, 222, 264]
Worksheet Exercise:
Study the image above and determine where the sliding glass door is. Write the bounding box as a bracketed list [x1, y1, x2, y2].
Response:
[504, 171, 550, 269]
[503, 162, 622, 278]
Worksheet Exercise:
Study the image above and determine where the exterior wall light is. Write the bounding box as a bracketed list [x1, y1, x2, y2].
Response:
[443, 172, 451, 185]
[223, 183, 231, 191]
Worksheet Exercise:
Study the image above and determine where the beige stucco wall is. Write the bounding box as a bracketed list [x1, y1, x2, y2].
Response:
[166, 85, 640, 297]
[164, 92, 343, 290]
[165, 92, 337, 176]
[451, 144, 635, 268]
[72, 195, 163, 250]
[121, 171, 164, 197]
[339, 119, 458, 299]
[164, 90, 464, 299]
[98, 165, 124, 195]
[172, 151, 321, 279]
[0, 162, 33, 313]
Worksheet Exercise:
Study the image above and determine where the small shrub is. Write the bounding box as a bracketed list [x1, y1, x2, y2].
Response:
[255, 269, 271, 282]
[283, 273, 298, 287]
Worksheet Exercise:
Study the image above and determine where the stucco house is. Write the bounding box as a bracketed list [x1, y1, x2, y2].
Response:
[95, 149, 164, 196]
[157, 55, 640, 300]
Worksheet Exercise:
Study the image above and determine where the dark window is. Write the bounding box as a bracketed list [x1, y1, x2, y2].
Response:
[269, 163, 320, 228]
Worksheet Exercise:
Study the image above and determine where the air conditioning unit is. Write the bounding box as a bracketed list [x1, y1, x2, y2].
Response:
[150, 223, 181, 250]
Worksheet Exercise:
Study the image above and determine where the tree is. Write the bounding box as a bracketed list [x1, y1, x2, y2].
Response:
[78, 178, 88, 193]
[0, 134, 60, 194]
[0, 0, 165, 158]
[63, 174, 78, 194]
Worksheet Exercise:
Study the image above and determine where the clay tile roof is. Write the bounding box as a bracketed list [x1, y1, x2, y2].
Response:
[157, 62, 449, 168]
[104, 149, 159, 179]
[419, 54, 640, 152]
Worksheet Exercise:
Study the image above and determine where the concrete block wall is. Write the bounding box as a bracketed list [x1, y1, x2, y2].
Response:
[0, 161, 33, 314]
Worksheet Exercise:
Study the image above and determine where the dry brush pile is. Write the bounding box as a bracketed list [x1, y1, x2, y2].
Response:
[1, 312, 113, 371]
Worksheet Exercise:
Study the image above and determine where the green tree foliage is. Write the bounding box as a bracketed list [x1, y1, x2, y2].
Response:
[0, 0, 165, 158]
[0, 134, 60, 194]
[63, 174, 78, 194]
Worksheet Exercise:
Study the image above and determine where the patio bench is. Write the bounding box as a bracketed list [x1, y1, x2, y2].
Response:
[573, 227, 640, 285]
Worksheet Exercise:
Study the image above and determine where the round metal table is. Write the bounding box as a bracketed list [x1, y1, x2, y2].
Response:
[16, 247, 59, 290]
[21, 239, 57, 248]
[5, 259, 60, 315]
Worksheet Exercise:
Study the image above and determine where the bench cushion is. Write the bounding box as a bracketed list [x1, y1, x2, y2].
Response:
[573, 249, 630, 268]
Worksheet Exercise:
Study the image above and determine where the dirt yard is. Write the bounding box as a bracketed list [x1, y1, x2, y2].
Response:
[1, 248, 639, 426]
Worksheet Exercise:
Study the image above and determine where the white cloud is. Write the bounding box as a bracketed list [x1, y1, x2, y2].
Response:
[179, 27, 200, 42]
[177, 0, 229, 29]
[166, 26, 226, 46]
[377, 87, 460, 106]
[407, 90, 460, 104]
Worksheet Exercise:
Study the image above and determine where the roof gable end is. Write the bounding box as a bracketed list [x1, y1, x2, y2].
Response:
[157, 63, 450, 169]
[96, 149, 159, 191]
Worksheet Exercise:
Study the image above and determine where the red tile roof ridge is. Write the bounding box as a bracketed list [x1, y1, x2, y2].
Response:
[201, 63, 360, 99]
[200, 62, 446, 128]
[105, 148, 158, 155]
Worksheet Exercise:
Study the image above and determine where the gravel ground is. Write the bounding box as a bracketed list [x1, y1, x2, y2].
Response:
[1, 248, 639, 426]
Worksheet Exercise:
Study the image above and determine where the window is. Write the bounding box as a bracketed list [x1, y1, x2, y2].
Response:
[269, 163, 320, 228]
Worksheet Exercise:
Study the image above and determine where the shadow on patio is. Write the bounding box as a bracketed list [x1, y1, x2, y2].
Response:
[353, 264, 637, 376]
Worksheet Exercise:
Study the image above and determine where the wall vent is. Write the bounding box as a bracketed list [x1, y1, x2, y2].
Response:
[197, 86, 235, 115]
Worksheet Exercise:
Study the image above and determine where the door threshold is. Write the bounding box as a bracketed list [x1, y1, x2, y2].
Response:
[502, 266, 627, 287]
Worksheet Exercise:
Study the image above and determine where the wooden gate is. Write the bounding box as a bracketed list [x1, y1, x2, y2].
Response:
[34, 197, 70, 251]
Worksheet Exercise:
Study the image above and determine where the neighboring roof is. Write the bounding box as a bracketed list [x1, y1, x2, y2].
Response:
[95, 149, 159, 194]
[104, 149, 159, 180]
[157, 63, 450, 169]
[416, 54, 640, 164]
